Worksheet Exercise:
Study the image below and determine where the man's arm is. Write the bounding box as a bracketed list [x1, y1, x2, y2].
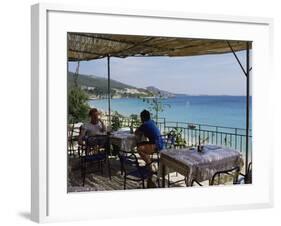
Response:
[99, 119, 106, 132]
[135, 123, 145, 136]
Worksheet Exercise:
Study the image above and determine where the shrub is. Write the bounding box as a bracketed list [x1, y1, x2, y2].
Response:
[68, 86, 90, 124]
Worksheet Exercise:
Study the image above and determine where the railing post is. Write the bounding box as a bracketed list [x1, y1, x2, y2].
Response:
[216, 126, 218, 145]
[198, 124, 201, 145]
[235, 128, 237, 149]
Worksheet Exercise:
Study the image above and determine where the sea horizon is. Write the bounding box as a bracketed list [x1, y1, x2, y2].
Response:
[89, 95, 252, 130]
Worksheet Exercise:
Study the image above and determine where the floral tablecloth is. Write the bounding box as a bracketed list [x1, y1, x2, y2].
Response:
[160, 145, 243, 186]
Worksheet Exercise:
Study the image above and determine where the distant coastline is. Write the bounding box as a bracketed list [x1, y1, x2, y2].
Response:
[68, 71, 250, 99]
[88, 94, 251, 100]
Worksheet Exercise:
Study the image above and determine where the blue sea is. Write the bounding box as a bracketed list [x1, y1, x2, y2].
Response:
[89, 95, 252, 129]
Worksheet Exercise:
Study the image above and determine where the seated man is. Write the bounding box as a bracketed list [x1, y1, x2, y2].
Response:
[78, 108, 106, 145]
[135, 110, 163, 170]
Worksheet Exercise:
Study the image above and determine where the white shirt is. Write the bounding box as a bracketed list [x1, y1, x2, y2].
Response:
[82, 122, 105, 136]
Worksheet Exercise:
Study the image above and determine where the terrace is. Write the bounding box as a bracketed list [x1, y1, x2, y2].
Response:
[67, 115, 252, 192]
[67, 33, 252, 192]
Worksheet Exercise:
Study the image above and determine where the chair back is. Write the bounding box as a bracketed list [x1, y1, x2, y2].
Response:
[245, 162, 252, 184]
[68, 124, 81, 138]
[85, 135, 108, 156]
[162, 130, 176, 149]
[118, 151, 140, 173]
[210, 166, 240, 185]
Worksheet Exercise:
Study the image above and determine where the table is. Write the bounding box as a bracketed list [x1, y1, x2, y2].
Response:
[110, 131, 137, 152]
[160, 145, 243, 187]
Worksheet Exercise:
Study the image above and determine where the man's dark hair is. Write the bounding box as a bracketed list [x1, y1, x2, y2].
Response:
[140, 110, 150, 122]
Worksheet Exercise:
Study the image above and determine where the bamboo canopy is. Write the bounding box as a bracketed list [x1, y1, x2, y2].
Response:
[68, 33, 251, 61]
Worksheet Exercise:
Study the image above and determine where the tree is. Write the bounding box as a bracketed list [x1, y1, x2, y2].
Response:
[68, 86, 90, 124]
[68, 60, 90, 125]
[111, 111, 124, 131]
[142, 91, 170, 124]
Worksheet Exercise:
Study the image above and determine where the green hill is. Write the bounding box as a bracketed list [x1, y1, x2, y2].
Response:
[68, 72, 151, 98]
[68, 72, 137, 90]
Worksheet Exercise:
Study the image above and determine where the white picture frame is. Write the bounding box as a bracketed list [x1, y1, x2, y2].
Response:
[31, 3, 274, 223]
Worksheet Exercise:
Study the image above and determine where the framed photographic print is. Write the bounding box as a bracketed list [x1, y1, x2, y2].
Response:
[31, 3, 274, 223]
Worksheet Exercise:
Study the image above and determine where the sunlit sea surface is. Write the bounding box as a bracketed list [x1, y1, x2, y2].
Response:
[89, 95, 252, 129]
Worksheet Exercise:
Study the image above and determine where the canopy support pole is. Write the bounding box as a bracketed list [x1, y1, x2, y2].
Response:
[227, 40, 251, 176]
[107, 56, 111, 127]
[226, 41, 247, 76]
[245, 42, 250, 176]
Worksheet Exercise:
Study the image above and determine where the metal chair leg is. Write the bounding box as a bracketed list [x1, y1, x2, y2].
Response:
[82, 176, 85, 186]
[168, 174, 170, 187]
[77, 146, 80, 157]
[107, 158, 111, 180]
[233, 167, 240, 184]
[156, 177, 160, 188]
[82, 166, 86, 186]
[81, 161, 86, 186]
[100, 161, 104, 175]
[124, 175, 127, 190]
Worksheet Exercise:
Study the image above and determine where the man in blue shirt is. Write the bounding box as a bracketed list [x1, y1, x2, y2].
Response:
[135, 110, 163, 168]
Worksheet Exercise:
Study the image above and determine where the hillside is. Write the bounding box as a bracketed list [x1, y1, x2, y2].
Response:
[68, 72, 176, 99]
[68, 72, 135, 90]
[68, 72, 152, 98]
[146, 86, 175, 98]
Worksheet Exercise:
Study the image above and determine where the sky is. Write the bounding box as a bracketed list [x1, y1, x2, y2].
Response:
[68, 51, 249, 96]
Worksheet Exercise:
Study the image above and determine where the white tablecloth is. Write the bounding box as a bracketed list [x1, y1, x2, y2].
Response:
[160, 145, 243, 185]
[110, 131, 137, 152]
